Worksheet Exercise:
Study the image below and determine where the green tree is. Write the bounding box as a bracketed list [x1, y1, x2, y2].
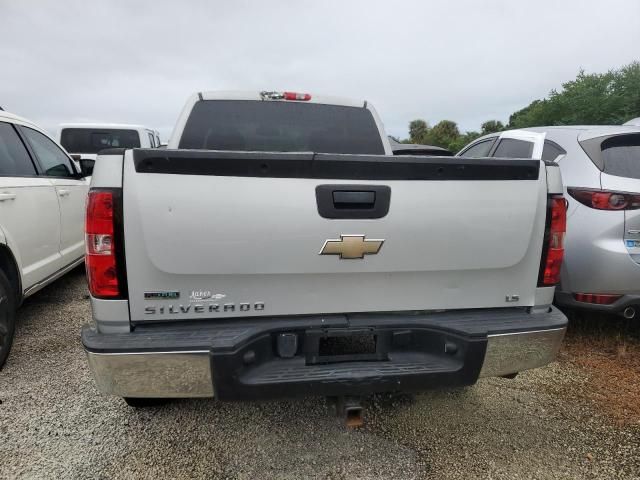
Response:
[449, 131, 481, 153]
[425, 120, 460, 151]
[408, 119, 429, 144]
[403, 62, 640, 151]
[480, 120, 504, 135]
[508, 62, 640, 128]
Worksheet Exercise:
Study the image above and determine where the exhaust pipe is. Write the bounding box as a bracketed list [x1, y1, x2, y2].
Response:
[623, 307, 636, 319]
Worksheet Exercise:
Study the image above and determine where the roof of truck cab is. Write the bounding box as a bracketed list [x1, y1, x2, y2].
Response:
[58, 123, 155, 131]
[199, 90, 366, 108]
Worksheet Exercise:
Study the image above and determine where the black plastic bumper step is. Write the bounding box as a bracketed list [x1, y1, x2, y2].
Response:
[243, 353, 458, 385]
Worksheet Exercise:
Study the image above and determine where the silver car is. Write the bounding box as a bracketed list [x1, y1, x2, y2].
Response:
[458, 126, 640, 318]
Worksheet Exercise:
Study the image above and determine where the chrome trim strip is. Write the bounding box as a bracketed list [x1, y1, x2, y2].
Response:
[85, 350, 213, 398]
[479, 327, 566, 378]
[23, 256, 84, 298]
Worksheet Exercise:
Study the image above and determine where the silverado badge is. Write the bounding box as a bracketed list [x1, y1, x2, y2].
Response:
[319, 234, 384, 260]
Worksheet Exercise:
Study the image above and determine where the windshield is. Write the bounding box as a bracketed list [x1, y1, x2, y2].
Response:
[60, 128, 141, 153]
[178, 100, 385, 155]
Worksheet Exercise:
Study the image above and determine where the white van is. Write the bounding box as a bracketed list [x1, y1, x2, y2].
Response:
[57, 123, 161, 164]
[0, 110, 91, 368]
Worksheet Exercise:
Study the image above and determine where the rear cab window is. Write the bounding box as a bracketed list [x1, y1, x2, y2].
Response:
[60, 128, 141, 153]
[601, 134, 640, 179]
[178, 100, 385, 154]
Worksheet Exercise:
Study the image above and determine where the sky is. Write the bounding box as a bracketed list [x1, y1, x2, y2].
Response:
[1, 0, 639, 141]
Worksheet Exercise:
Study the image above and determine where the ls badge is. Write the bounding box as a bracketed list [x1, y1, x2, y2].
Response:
[320, 234, 384, 260]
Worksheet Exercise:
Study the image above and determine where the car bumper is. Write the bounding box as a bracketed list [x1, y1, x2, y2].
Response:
[82, 307, 567, 399]
[555, 291, 640, 315]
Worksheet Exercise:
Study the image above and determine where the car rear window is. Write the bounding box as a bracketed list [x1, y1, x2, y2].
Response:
[178, 100, 385, 155]
[601, 134, 640, 179]
[60, 128, 141, 153]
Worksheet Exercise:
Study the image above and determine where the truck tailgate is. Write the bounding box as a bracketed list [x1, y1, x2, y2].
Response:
[123, 150, 548, 321]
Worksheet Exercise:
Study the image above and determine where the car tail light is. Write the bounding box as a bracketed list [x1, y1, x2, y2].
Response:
[568, 188, 640, 210]
[574, 293, 622, 305]
[86, 189, 125, 298]
[260, 91, 313, 101]
[283, 91, 311, 101]
[539, 195, 567, 286]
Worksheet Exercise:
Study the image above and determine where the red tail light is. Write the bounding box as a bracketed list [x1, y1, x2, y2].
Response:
[261, 91, 312, 101]
[568, 188, 640, 210]
[574, 293, 622, 305]
[283, 91, 311, 101]
[85, 190, 122, 298]
[539, 195, 567, 286]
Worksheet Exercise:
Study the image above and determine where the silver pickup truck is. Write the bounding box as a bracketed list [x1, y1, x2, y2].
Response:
[82, 91, 568, 409]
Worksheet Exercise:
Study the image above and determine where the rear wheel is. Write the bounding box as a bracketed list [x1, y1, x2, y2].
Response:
[0, 270, 17, 370]
[123, 397, 169, 408]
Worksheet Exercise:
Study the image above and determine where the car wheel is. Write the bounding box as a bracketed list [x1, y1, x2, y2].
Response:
[0, 270, 17, 370]
[123, 397, 170, 408]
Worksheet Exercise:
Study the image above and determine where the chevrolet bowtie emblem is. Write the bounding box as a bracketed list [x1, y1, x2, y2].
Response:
[319, 235, 384, 259]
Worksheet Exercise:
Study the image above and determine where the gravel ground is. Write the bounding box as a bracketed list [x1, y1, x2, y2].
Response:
[1, 268, 639, 479]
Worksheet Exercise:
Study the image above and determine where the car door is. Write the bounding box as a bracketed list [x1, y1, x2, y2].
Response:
[0, 121, 63, 290]
[19, 126, 89, 266]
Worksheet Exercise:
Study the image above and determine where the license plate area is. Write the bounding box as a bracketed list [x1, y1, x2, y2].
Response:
[305, 328, 388, 365]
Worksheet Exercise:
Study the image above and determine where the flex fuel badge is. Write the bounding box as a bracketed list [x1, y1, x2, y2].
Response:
[144, 291, 180, 299]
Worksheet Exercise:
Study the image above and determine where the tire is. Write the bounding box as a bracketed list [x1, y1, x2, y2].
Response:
[0, 269, 17, 370]
[123, 397, 170, 408]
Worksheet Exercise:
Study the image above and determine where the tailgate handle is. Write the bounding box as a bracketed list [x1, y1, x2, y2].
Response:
[316, 185, 391, 219]
[332, 191, 376, 209]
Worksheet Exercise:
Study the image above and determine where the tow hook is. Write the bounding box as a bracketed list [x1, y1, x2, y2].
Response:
[328, 396, 364, 428]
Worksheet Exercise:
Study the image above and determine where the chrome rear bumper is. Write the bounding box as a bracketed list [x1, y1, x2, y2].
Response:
[86, 350, 213, 398]
[478, 327, 565, 378]
[83, 308, 566, 399]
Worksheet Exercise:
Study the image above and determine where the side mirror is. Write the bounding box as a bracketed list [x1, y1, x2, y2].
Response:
[79, 158, 95, 177]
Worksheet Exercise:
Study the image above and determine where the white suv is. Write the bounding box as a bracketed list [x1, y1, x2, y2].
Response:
[0, 110, 90, 368]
